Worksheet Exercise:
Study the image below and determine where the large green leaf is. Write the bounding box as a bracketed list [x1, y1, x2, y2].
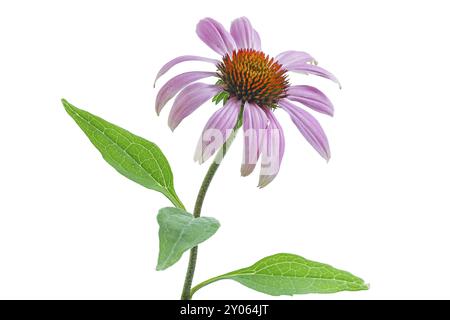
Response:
[157, 207, 220, 271]
[191, 253, 368, 297]
[62, 99, 184, 209]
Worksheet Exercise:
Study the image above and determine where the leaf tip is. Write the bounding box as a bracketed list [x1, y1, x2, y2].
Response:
[61, 98, 74, 113]
[61, 98, 69, 107]
[155, 264, 165, 272]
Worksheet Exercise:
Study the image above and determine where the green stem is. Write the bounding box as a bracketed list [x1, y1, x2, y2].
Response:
[170, 192, 186, 211]
[180, 107, 243, 300]
[190, 273, 229, 298]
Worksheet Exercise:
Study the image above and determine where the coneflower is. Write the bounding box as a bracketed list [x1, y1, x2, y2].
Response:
[155, 17, 338, 187]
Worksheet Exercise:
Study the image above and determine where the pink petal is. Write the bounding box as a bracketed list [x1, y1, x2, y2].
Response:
[286, 85, 334, 116]
[253, 30, 261, 51]
[276, 50, 316, 68]
[230, 17, 262, 50]
[279, 99, 331, 161]
[285, 63, 341, 88]
[194, 97, 241, 163]
[154, 55, 219, 87]
[196, 18, 236, 56]
[168, 83, 221, 131]
[241, 102, 268, 176]
[258, 108, 285, 188]
[155, 71, 216, 115]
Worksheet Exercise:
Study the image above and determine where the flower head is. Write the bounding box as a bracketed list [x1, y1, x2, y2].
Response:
[217, 49, 289, 107]
[155, 17, 339, 187]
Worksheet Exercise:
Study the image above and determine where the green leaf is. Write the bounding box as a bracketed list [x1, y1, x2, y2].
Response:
[62, 99, 184, 209]
[157, 207, 220, 271]
[191, 253, 368, 297]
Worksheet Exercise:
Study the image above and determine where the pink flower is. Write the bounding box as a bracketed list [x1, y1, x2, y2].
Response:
[155, 17, 338, 187]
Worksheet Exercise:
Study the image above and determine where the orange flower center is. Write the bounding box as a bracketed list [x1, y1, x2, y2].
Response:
[217, 49, 289, 107]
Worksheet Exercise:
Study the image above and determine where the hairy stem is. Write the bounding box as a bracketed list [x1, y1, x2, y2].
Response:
[180, 108, 243, 300]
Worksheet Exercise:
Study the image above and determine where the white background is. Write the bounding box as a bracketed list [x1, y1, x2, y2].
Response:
[1, 0, 449, 300]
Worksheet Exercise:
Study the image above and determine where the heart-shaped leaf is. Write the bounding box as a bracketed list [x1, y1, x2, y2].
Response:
[157, 207, 220, 271]
[191, 253, 368, 297]
[62, 99, 184, 209]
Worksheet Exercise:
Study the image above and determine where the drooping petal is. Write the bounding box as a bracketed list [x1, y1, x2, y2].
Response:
[258, 108, 285, 188]
[286, 85, 334, 116]
[241, 102, 268, 176]
[155, 71, 216, 115]
[194, 98, 241, 163]
[285, 63, 341, 88]
[168, 83, 221, 131]
[276, 50, 316, 68]
[196, 18, 236, 56]
[279, 99, 330, 160]
[154, 55, 219, 86]
[230, 17, 261, 50]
